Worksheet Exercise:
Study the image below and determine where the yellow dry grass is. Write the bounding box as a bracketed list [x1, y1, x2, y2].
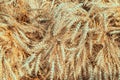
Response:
[0, 0, 120, 80]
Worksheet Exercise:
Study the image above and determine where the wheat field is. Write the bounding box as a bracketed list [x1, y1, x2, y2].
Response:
[0, 0, 120, 80]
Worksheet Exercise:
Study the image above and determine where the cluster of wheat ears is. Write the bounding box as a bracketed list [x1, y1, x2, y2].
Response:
[0, 0, 120, 80]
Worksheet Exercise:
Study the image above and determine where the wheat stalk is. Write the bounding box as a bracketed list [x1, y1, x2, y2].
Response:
[0, 0, 120, 80]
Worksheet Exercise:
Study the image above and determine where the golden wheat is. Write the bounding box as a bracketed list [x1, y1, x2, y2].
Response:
[0, 0, 120, 80]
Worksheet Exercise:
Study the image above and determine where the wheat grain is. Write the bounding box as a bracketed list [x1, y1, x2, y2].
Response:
[89, 65, 94, 80]
[50, 61, 55, 80]
[118, 66, 120, 80]
[51, 0, 55, 10]
[12, 32, 31, 54]
[60, 44, 66, 61]
[31, 41, 47, 53]
[94, 66, 98, 80]
[56, 54, 63, 79]
[4, 58, 17, 80]
[99, 68, 102, 80]
[22, 54, 36, 68]
[1, 0, 120, 80]
[71, 22, 81, 41]
[67, 3, 83, 13]
[76, 45, 84, 59]
[29, 61, 35, 75]
[108, 63, 112, 80]
[35, 53, 41, 75]
[113, 64, 116, 79]
[18, 67, 24, 77]
[0, 46, 3, 79]
[17, 29, 30, 43]
[22, 54, 36, 75]
[104, 72, 109, 80]
[66, 16, 79, 29]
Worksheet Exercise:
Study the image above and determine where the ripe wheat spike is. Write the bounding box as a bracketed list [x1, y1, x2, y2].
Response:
[0, 0, 120, 80]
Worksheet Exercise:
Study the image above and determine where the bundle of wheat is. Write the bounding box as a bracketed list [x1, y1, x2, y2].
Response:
[0, 0, 120, 80]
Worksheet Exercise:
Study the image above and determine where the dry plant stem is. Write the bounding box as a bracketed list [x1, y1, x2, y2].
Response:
[4, 58, 18, 80]
[0, 46, 2, 80]
[0, 0, 120, 80]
